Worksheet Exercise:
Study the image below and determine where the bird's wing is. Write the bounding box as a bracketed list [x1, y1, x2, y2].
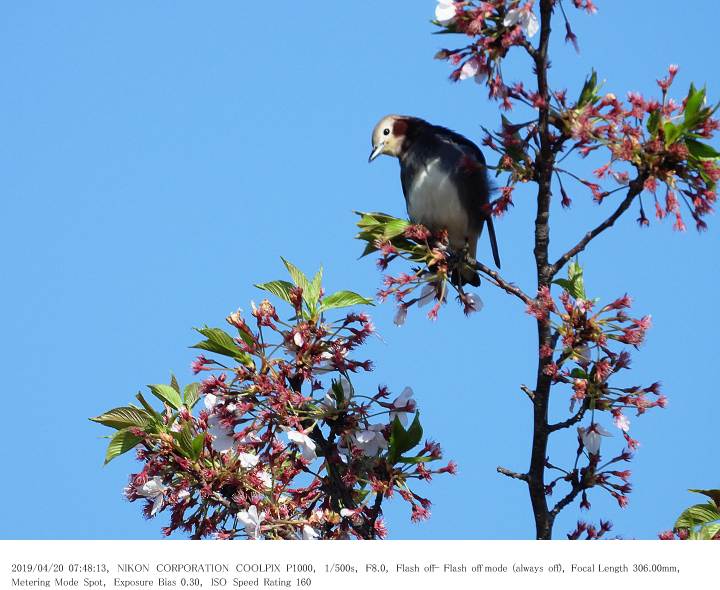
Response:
[430, 124, 487, 167]
[432, 127, 502, 268]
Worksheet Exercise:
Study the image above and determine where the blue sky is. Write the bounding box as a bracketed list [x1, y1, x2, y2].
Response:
[1, 1, 718, 540]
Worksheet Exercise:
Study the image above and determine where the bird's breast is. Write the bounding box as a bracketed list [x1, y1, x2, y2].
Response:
[406, 157, 473, 249]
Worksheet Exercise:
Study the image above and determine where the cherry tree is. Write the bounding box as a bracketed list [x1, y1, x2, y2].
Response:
[356, 0, 718, 539]
[93, 1, 719, 540]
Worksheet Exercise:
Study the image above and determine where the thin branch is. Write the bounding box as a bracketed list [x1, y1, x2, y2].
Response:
[549, 172, 648, 277]
[550, 481, 583, 518]
[473, 260, 532, 304]
[521, 384, 536, 401]
[497, 466, 529, 481]
[548, 403, 589, 432]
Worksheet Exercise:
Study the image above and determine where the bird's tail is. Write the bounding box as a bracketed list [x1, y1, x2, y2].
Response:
[486, 216, 501, 269]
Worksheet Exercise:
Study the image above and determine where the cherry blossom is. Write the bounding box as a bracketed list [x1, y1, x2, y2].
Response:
[136, 477, 167, 516]
[238, 505, 265, 540]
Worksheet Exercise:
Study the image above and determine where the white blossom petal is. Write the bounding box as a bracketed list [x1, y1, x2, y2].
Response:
[465, 293, 484, 313]
[393, 305, 408, 326]
[207, 416, 235, 453]
[390, 387, 416, 426]
[417, 284, 436, 308]
[524, 11, 539, 37]
[238, 505, 265, 539]
[504, 7, 539, 38]
[459, 58, 480, 81]
[204, 393, 218, 410]
[435, 0, 456, 25]
[302, 525, 320, 540]
[614, 413, 631, 432]
[238, 452, 260, 469]
[503, 8, 521, 27]
[150, 495, 164, 516]
[287, 430, 317, 461]
[257, 471, 273, 489]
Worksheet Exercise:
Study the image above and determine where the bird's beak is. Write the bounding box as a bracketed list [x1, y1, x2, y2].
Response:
[368, 142, 384, 163]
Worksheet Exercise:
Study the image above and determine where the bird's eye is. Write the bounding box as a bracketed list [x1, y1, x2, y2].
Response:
[383, 128, 390, 136]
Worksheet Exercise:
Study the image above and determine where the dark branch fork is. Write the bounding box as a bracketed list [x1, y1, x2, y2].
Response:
[549, 172, 649, 278]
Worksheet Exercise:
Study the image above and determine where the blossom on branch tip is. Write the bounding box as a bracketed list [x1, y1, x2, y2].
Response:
[578, 423, 612, 455]
[435, 0, 457, 25]
[353, 424, 388, 456]
[287, 430, 317, 461]
[137, 476, 168, 516]
[390, 387, 416, 426]
[238, 452, 260, 469]
[238, 505, 265, 539]
[612, 410, 631, 433]
[503, 5, 539, 38]
[207, 416, 235, 453]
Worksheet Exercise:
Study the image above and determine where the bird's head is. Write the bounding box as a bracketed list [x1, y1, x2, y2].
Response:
[369, 115, 409, 162]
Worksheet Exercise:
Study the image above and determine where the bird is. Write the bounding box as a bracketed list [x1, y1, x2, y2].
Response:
[368, 115, 500, 286]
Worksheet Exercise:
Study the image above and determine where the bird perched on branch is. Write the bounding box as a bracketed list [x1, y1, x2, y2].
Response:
[368, 115, 500, 286]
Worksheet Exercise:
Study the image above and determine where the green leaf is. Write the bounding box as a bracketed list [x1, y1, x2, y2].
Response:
[570, 368, 588, 379]
[255, 280, 294, 303]
[135, 392, 161, 421]
[170, 373, 180, 394]
[646, 109, 660, 135]
[689, 489, 720, 508]
[183, 382, 201, 409]
[90, 406, 152, 430]
[397, 455, 435, 464]
[388, 412, 423, 464]
[405, 412, 423, 449]
[683, 84, 706, 129]
[281, 258, 310, 293]
[674, 502, 720, 529]
[306, 267, 323, 307]
[553, 261, 586, 300]
[552, 278, 574, 292]
[685, 138, 720, 160]
[171, 422, 197, 459]
[192, 326, 253, 366]
[191, 434, 206, 460]
[382, 219, 411, 239]
[578, 69, 599, 107]
[568, 261, 586, 299]
[104, 429, 143, 464]
[699, 523, 720, 540]
[663, 121, 683, 146]
[148, 383, 183, 410]
[331, 379, 346, 406]
[320, 290, 374, 311]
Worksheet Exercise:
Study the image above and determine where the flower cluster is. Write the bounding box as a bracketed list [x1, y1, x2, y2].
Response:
[555, 71, 719, 231]
[433, 1, 542, 108]
[531, 262, 664, 513]
[92, 261, 453, 539]
[434, 3, 719, 233]
[566, 519, 613, 540]
[355, 212, 484, 324]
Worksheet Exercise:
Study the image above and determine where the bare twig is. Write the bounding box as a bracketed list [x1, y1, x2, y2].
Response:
[521, 384, 536, 401]
[550, 172, 648, 278]
[550, 481, 583, 517]
[497, 466, 529, 481]
[548, 403, 589, 432]
[473, 260, 532, 304]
